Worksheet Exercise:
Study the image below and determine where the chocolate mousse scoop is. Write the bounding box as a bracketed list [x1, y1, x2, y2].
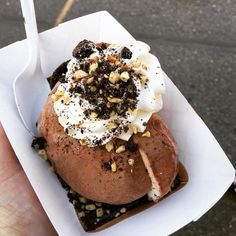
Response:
[39, 90, 178, 204]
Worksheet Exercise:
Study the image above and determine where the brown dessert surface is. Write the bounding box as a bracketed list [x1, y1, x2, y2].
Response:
[39, 40, 178, 204]
[39, 91, 178, 204]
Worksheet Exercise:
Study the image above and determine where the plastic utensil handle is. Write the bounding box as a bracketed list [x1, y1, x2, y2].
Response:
[20, 0, 40, 70]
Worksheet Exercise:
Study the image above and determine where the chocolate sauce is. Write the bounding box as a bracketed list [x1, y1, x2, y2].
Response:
[32, 138, 188, 232]
[32, 150, 188, 232]
[57, 172, 185, 232]
[31, 137, 46, 150]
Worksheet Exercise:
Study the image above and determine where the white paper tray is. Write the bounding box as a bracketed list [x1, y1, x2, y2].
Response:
[0, 11, 234, 236]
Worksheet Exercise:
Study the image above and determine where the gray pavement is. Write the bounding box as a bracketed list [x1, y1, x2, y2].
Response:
[0, 0, 236, 235]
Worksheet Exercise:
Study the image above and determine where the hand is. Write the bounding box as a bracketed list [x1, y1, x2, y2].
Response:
[0, 123, 57, 236]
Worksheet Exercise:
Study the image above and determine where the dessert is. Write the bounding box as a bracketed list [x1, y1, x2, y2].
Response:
[33, 40, 187, 231]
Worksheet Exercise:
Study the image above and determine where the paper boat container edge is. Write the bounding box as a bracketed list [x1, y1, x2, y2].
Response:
[0, 11, 235, 236]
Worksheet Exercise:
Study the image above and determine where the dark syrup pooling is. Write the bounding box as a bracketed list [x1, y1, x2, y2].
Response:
[58, 174, 181, 232]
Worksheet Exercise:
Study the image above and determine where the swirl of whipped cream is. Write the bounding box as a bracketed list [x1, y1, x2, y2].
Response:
[53, 41, 165, 147]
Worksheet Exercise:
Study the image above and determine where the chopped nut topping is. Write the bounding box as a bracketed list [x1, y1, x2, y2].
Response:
[108, 55, 119, 63]
[120, 64, 129, 71]
[69, 189, 76, 194]
[140, 75, 149, 84]
[107, 97, 123, 103]
[142, 131, 151, 137]
[128, 158, 135, 166]
[116, 145, 126, 153]
[111, 162, 117, 172]
[90, 112, 98, 119]
[115, 212, 120, 217]
[120, 71, 130, 82]
[86, 76, 94, 84]
[74, 69, 88, 80]
[55, 90, 64, 96]
[107, 122, 117, 130]
[106, 102, 111, 108]
[37, 149, 48, 160]
[115, 60, 121, 66]
[128, 108, 138, 115]
[130, 124, 138, 134]
[89, 63, 98, 73]
[90, 86, 97, 92]
[120, 207, 127, 213]
[77, 211, 85, 218]
[51, 94, 60, 101]
[63, 96, 71, 105]
[89, 56, 98, 63]
[109, 71, 120, 84]
[129, 59, 141, 68]
[105, 141, 114, 152]
[95, 202, 102, 207]
[142, 64, 148, 70]
[96, 208, 104, 217]
[79, 197, 87, 203]
[85, 204, 96, 211]
[37, 149, 46, 157]
[80, 139, 88, 146]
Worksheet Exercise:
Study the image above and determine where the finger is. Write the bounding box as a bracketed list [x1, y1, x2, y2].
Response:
[0, 123, 22, 183]
[0, 123, 57, 236]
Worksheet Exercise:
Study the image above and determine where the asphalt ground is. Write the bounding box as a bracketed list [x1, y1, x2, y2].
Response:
[0, 0, 235, 235]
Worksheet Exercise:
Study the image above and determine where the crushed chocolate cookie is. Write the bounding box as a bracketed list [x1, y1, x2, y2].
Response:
[101, 161, 111, 171]
[31, 137, 46, 150]
[97, 60, 117, 74]
[70, 60, 139, 120]
[126, 138, 138, 153]
[80, 61, 90, 74]
[73, 40, 95, 59]
[96, 42, 109, 51]
[121, 47, 132, 59]
[56, 173, 181, 232]
[47, 61, 69, 89]
[52, 40, 158, 147]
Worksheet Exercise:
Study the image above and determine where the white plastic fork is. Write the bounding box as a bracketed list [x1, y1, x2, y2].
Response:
[13, 0, 50, 136]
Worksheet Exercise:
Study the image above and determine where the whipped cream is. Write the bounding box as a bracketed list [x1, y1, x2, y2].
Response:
[53, 41, 165, 147]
